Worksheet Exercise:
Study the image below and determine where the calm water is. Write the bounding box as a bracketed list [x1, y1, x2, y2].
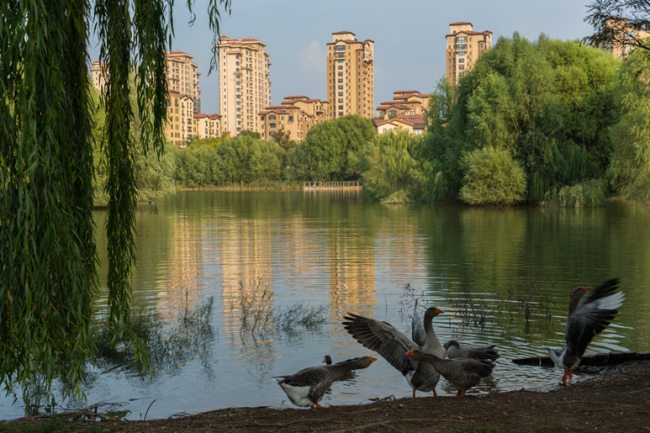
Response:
[2, 191, 650, 419]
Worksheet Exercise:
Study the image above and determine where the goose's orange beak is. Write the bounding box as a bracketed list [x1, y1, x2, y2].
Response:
[582, 286, 591, 292]
[368, 356, 378, 363]
[405, 350, 415, 357]
[435, 307, 445, 314]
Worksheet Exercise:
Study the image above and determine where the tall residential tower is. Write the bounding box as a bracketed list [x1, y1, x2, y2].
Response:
[218, 36, 272, 136]
[445, 22, 492, 84]
[166, 51, 202, 112]
[326, 31, 374, 120]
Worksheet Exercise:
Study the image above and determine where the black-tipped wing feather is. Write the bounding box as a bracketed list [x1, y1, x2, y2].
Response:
[343, 313, 417, 375]
[566, 278, 624, 358]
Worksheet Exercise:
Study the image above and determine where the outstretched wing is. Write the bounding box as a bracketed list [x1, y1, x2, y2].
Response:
[343, 313, 417, 375]
[458, 358, 495, 378]
[566, 278, 624, 357]
[412, 301, 427, 348]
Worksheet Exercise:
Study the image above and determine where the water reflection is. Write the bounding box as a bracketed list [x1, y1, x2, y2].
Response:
[2, 193, 649, 420]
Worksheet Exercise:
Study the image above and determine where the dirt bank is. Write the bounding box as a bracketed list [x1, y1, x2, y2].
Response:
[5, 362, 650, 432]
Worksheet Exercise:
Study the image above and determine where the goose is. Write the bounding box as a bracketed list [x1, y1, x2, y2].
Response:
[444, 340, 500, 361]
[405, 349, 494, 397]
[322, 355, 356, 380]
[275, 356, 377, 408]
[343, 306, 446, 398]
[546, 278, 624, 387]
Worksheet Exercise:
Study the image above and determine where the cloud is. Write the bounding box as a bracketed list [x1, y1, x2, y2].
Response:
[299, 40, 326, 75]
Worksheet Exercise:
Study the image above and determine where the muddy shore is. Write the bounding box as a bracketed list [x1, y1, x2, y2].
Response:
[4, 362, 650, 432]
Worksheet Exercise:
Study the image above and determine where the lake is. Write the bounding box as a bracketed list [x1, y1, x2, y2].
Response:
[1, 190, 649, 420]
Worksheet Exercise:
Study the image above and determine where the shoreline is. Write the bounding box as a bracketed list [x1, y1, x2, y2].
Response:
[4, 361, 649, 432]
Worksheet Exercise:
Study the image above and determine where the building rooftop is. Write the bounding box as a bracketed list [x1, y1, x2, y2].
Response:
[450, 21, 473, 26]
[332, 30, 356, 35]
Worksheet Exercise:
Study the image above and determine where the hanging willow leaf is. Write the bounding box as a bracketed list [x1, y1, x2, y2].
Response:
[0, 0, 232, 413]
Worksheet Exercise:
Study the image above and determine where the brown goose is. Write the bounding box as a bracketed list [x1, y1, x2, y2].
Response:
[443, 340, 500, 361]
[406, 349, 494, 397]
[275, 356, 377, 408]
[546, 278, 624, 386]
[343, 307, 446, 398]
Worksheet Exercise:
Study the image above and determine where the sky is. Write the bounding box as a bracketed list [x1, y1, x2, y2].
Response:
[88, 0, 597, 115]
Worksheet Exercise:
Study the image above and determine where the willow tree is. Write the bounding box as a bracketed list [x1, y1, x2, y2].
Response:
[0, 0, 230, 406]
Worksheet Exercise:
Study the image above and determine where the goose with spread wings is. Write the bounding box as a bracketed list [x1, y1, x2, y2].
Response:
[275, 356, 377, 408]
[343, 306, 446, 397]
[546, 278, 624, 386]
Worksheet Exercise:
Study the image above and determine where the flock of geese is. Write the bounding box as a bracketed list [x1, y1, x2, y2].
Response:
[275, 278, 624, 409]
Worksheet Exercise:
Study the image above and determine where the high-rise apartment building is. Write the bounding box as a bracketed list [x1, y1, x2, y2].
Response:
[166, 51, 202, 112]
[326, 31, 374, 120]
[217, 36, 272, 136]
[445, 22, 492, 83]
[598, 17, 649, 59]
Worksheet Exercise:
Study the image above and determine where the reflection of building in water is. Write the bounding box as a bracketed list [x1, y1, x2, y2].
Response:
[328, 231, 377, 354]
[157, 216, 205, 316]
[220, 215, 275, 340]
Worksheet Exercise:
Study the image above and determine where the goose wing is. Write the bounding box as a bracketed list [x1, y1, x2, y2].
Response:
[343, 313, 417, 375]
[456, 358, 495, 378]
[566, 278, 624, 357]
[466, 347, 500, 361]
[277, 365, 330, 388]
[412, 301, 427, 348]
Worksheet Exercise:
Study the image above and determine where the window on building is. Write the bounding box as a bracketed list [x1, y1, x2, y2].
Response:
[338, 65, 343, 70]
[288, 116, 294, 122]
[456, 37, 467, 43]
[410, 110, 415, 115]
[338, 92, 343, 96]
[338, 105, 343, 110]
[338, 85, 343, 90]
[459, 72, 465, 77]
[459, 65, 465, 70]
[270, 131, 276, 136]
[338, 53, 344, 58]
[335, 45, 345, 51]
[338, 112, 343, 116]
[389, 110, 397, 116]
[338, 99, 343, 103]
[270, 123, 276, 128]
[338, 79, 343, 83]
[269, 115, 276, 120]
[458, 58, 465, 63]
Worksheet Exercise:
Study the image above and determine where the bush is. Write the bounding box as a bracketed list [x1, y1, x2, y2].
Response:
[459, 147, 526, 205]
[556, 179, 607, 207]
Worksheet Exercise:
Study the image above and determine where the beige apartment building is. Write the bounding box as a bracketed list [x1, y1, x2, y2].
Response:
[193, 113, 223, 139]
[598, 17, 650, 59]
[373, 116, 426, 137]
[326, 31, 374, 120]
[166, 51, 202, 112]
[89, 61, 108, 92]
[258, 95, 330, 143]
[164, 90, 196, 147]
[217, 36, 272, 136]
[376, 90, 430, 119]
[445, 22, 492, 83]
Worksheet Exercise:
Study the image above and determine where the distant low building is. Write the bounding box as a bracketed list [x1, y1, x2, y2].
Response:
[258, 95, 330, 142]
[193, 112, 223, 139]
[89, 61, 108, 92]
[373, 114, 426, 137]
[598, 17, 650, 59]
[445, 22, 492, 83]
[376, 90, 430, 119]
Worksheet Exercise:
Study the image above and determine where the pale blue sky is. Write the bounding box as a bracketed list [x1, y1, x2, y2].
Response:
[89, 0, 596, 114]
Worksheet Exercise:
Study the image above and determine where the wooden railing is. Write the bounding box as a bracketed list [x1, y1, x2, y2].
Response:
[303, 181, 362, 188]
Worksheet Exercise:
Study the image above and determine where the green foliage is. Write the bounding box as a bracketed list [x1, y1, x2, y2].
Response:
[240, 129, 261, 139]
[608, 44, 650, 201]
[175, 137, 285, 187]
[423, 34, 619, 204]
[381, 190, 414, 204]
[0, 0, 230, 414]
[459, 147, 527, 205]
[548, 178, 607, 207]
[300, 115, 375, 180]
[360, 131, 429, 202]
[271, 127, 297, 151]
